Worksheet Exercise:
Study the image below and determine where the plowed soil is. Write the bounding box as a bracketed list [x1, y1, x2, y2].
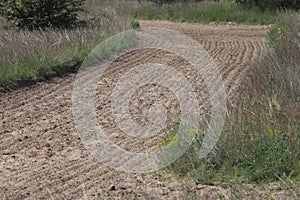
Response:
[2, 21, 289, 199]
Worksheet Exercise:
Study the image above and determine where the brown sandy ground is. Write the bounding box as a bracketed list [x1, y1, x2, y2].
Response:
[2, 20, 297, 199]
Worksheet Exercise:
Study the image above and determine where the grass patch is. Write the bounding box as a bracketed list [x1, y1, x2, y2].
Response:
[134, 1, 277, 25]
[0, 38, 92, 84]
[0, 32, 138, 84]
[0, 0, 140, 85]
[160, 14, 300, 185]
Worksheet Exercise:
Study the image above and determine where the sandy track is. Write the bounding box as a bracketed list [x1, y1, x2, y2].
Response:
[0, 21, 272, 199]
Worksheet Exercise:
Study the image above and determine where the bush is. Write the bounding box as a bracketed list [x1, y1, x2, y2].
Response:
[235, 0, 300, 11]
[0, 0, 85, 29]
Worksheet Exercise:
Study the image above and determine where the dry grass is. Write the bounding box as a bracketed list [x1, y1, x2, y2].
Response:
[164, 14, 300, 188]
[0, 0, 133, 84]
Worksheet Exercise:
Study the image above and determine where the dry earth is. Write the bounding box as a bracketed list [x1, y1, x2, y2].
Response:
[1, 20, 296, 199]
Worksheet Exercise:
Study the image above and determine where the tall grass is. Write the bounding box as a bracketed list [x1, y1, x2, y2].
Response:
[133, 1, 277, 25]
[0, 0, 134, 85]
[163, 14, 300, 186]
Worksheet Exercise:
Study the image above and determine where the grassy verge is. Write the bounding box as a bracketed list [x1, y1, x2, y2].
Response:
[0, 0, 138, 85]
[159, 14, 300, 189]
[0, 33, 95, 84]
[133, 1, 277, 25]
[0, 31, 138, 85]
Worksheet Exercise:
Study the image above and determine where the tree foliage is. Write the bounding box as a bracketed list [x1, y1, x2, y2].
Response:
[235, 0, 300, 11]
[0, 0, 85, 29]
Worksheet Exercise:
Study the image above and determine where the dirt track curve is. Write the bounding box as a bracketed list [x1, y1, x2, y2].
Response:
[1, 21, 273, 199]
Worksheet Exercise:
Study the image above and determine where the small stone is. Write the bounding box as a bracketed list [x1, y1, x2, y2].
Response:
[108, 185, 116, 191]
[119, 185, 127, 190]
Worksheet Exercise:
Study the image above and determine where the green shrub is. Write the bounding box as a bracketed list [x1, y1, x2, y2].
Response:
[266, 25, 286, 48]
[0, 0, 85, 29]
[235, 0, 300, 11]
[130, 18, 141, 29]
